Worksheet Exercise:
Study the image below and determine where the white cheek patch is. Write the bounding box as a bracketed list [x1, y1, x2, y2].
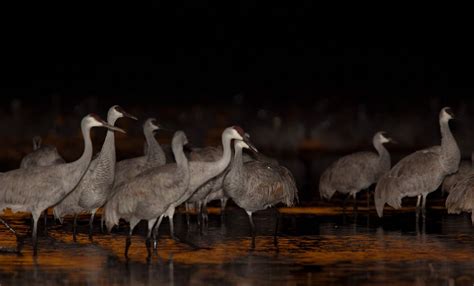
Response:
[232, 130, 244, 140]
[239, 141, 249, 149]
[113, 108, 122, 118]
[441, 110, 452, 122]
[89, 118, 100, 127]
[380, 136, 390, 143]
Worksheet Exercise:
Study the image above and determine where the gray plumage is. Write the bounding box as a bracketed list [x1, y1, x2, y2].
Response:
[203, 188, 228, 214]
[187, 132, 279, 221]
[105, 126, 246, 256]
[53, 106, 136, 238]
[104, 130, 190, 257]
[20, 136, 65, 169]
[375, 107, 460, 218]
[113, 118, 165, 188]
[223, 140, 298, 247]
[442, 153, 474, 194]
[158, 127, 246, 234]
[445, 173, 474, 223]
[185, 146, 224, 220]
[0, 114, 124, 254]
[200, 143, 279, 219]
[319, 131, 392, 200]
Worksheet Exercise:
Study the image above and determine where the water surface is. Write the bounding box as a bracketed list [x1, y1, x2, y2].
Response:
[1, 205, 474, 285]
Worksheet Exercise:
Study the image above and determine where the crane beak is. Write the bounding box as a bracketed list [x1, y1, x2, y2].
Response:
[123, 111, 138, 120]
[102, 122, 126, 134]
[243, 138, 258, 153]
[389, 138, 397, 144]
[156, 124, 174, 133]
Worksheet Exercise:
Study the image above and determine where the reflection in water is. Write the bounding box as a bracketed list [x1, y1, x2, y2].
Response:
[1, 207, 474, 285]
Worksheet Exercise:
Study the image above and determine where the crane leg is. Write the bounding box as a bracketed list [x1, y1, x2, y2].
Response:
[100, 213, 106, 233]
[0, 216, 24, 254]
[366, 189, 371, 211]
[273, 208, 280, 249]
[421, 194, 427, 220]
[89, 210, 97, 241]
[166, 207, 176, 240]
[32, 212, 40, 256]
[125, 234, 132, 259]
[152, 215, 164, 251]
[197, 201, 202, 231]
[220, 198, 228, 224]
[0, 217, 17, 236]
[43, 209, 48, 235]
[246, 211, 256, 249]
[146, 218, 157, 259]
[353, 193, 358, 212]
[125, 219, 139, 259]
[342, 194, 351, 214]
[415, 194, 422, 221]
[73, 214, 78, 242]
[202, 202, 209, 227]
[185, 203, 191, 229]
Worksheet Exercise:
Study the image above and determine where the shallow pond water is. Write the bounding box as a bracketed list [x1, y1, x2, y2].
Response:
[1, 203, 474, 285]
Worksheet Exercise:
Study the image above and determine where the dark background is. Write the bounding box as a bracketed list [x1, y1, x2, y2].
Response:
[1, 14, 473, 201]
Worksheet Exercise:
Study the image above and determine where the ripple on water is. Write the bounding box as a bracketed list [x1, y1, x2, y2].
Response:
[2, 207, 474, 285]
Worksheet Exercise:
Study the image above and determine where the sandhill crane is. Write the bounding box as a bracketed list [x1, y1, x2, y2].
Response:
[445, 173, 474, 223]
[113, 118, 166, 188]
[198, 138, 280, 225]
[53, 105, 136, 240]
[152, 126, 247, 241]
[20, 136, 66, 230]
[442, 152, 474, 194]
[375, 107, 460, 220]
[20, 136, 65, 168]
[223, 139, 298, 248]
[104, 130, 190, 258]
[185, 146, 223, 227]
[0, 114, 124, 255]
[105, 126, 246, 257]
[319, 132, 393, 210]
[188, 133, 279, 227]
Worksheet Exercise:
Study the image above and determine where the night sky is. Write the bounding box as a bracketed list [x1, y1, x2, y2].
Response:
[2, 12, 474, 110]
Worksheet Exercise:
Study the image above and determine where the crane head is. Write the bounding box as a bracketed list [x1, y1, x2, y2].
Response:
[113, 105, 138, 120]
[87, 113, 126, 133]
[376, 131, 396, 144]
[172, 130, 188, 147]
[441, 107, 454, 122]
[144, 118, 161, 132]
[242, 132, 258, 152]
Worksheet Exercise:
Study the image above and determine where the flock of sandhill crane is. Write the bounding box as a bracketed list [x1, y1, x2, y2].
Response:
[2, 105, 474, 259]
[0, 106, 298, 257]
[320, 107, 474, 225]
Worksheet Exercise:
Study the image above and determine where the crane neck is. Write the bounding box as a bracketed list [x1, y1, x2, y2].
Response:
[65, 122, 94, 180]
[440, 118, 460, 173]
[229, 144, 244, 176]
[98, 115, 120, 161]
[193, 132, 234, 184]
[373, 140, 389, 159]
[173, 142, 188, 171]
[144, 128, 164, 163]
[373, 140, 390, 169]
[211, 133, 233, 175]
